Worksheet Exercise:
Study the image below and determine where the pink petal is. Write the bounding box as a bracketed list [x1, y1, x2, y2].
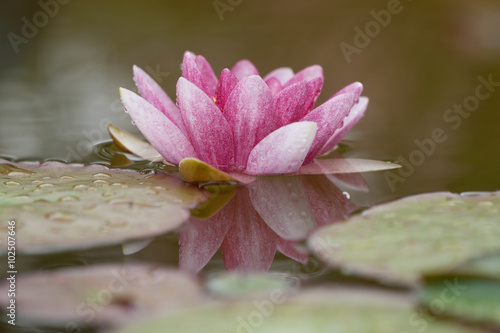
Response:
[181, 51, 210, 97]
[195, 55, 218, 97]
[177, 78, 235, 170]
[277, 239, 309, 264]
[301, 175, 359, 227]
[263, 67, 294, 85]
[133, 65, 187, 136]
[318, 96, 369, 155]
[303, 76, 324, 113]
[224, 75, 278, 169]
[231, 59, 259, 80]
[297, 158, 401, 175]
[265, 77, 283, 95]
[221, 188, 277, 271]
[275, 80, 308, 125]
[326, 173, 369, 192]
[119, 88, 197, 164]
[214, 68, 239, 112]
[330, 81, 363, 103]
[249, 176, 316, 240]
[301, 93, 354, 165]
[284, 65, 323, 87]
[179, 210, 233, 274]
[246, 122, 317, 175]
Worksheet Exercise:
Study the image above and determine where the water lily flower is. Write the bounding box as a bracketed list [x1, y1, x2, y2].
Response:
[119, 51, 369, 176]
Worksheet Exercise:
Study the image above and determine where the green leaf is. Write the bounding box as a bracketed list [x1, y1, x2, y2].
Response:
[420, 277, 500, 328]
[115, 287, 480, 333]
[0, 159, 207, 254]
[0, 264, 203, 328]
[308, 191, 500, 285]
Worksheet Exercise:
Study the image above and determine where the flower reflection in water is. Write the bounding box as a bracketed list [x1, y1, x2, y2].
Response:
[179, 173, 362, 273]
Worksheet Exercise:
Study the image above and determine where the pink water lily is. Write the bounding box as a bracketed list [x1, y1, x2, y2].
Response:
[119, 51, 369, 175]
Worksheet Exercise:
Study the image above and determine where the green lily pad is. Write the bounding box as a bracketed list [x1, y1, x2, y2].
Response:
[308, 191, 500, 285]
[420, 277, 500, 328]
[0, 159, 207, 254]
[205, 272, 300, 299]
[0, 264, 203, 328]
[115, 287, 480, 333]
[419, 254, 500, 328]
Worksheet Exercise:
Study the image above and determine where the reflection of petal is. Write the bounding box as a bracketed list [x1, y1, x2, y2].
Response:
[178, 204, 233, 273]
[249, 176, 316, 240]
[326, 173, 369, 193]
[277, 238, 309, 264]
[221, 187, 277, 271]
[301, 175, 359, 227]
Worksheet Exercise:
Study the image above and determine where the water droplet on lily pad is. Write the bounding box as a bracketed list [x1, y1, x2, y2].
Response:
[0, 159, 208, 254]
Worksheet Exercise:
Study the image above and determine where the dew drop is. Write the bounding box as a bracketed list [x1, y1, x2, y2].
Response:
[4, 181, 20, 186]
[42, 176, 52, 180]
[342, 191, 351, 199]
[12, 195, 30, 200]
[102, 191, 115, 198]
[46, 211, 75, 223]
[36, 183, 55, 189]
[73, 184, 90, 190]
[112, 182, 125, 186]
[59, 175, 77, 180]
[131, 120, 136, 126]
[31, 180, 44, 184]
[93, 179, 110, 186]
[92, 172, 112, 179]
[58, 195, 80, 202]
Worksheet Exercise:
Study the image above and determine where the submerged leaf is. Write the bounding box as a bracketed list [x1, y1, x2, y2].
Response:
[309, 191, 500, 285]
[0, 159, 207, 254]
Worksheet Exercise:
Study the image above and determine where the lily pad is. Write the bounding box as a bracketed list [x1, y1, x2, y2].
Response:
[0, 264, 203, 328]
[420, 277, 500, 328]
[0, 159, 207, 254]
[114, 287, 480, 333]
[308, 191, 500, 285]
[205, 272, 300, 299]
[419, 254, 500, 328]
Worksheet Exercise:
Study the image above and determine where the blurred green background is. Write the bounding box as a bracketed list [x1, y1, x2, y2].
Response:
[1, 0, 499, 202]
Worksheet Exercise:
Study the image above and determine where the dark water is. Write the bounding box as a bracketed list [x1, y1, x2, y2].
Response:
[1, 0, 500, 331]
